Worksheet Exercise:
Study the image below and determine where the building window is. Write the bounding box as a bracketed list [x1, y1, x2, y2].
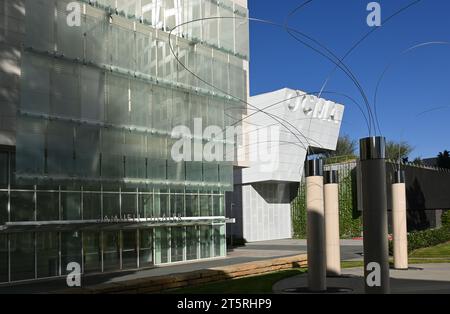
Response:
[0, 234, 8, 283]
[102, 231, 120, 272]
[154, 227, 169, 264]
[139, 193, 153, 219]
[10, 233, 35, 281]
[139, 229, 153, 268]
[0, 152, 8, 189]
[37, 191, 59, 221]
[200, 225, 212, 259]
[10, 191, 35, 222]
[83, 231, 101, 274]
[36, 232, 59, 278]
[0, 191, 8, 225]
[200, 194, 212, 217]
[121, 189, 137, 218]
[171, 227, 184, 263]
[121, 230, 137, 270]
[186, 226, 198, 260]
[103, 192, 120, 219]
[61, 191, 81, 221]
[185, 190, 199, 217]
[61, 232, 82, 276]
[82, 192, 101, 220]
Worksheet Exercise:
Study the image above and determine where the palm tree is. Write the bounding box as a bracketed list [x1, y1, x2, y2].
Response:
[437, 150, 450, 169]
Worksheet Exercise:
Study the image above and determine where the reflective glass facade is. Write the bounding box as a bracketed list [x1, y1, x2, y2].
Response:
[0, 0, 248, 283]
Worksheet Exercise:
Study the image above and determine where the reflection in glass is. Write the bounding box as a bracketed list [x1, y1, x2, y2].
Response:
[139, 229, 153, 267]
[122, 230, 137, 269]
[82, 192, 101, 220]
[170, 192, 184, 217]
[10, 191, 35, 222]
[83, 231, 101, 274]
[61, 232, 82, 275]
[0, 235, 8, 283]
[200, 195, 211, 217]
[186, 226, 198, 260]
[10, 233, 35, 281]
[200, 226, 212, 259]
[37, 192, 59, 221]
[121, 191, 137, 218]
[61, 192, 81, 220]
[103, 231, 120, 271]
[0, 192, 8, 225]
[103, 192, 120, 218]
[36, 232, 59, 278]
[139, 193, 153, 219]
[171, 227, 184, 262]
[154, 227, 169, 264]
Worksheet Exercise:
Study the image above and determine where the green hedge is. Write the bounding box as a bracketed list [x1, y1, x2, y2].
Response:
[442, 210, 450, 228]
[389, 226, 450, 254]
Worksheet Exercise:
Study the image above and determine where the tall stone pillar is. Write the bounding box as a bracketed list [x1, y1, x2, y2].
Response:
[359, 137, 390, 294]
[305, 159, 326, 292]
[392, 170, 408, 270]
[324, 170, 341, 276]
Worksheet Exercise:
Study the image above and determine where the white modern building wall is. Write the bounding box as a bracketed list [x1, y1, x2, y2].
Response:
[228, 88, 344, 242]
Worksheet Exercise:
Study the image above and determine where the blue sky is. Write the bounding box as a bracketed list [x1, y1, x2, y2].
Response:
[248, 0, 450, 158]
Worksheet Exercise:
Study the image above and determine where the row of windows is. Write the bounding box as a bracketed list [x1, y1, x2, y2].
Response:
[0, 225, 226, 283]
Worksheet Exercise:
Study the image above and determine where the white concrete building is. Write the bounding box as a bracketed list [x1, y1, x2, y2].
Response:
[228, 88, 345, 242]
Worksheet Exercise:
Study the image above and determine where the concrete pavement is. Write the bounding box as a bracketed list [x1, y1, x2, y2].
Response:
[273, 263, 450, 294]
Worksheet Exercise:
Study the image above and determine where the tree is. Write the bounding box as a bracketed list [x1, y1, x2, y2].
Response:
[328, 135, 357, 157]
[412, 157, 424, 166]
[385, 140, 414, 161]
[437, 150, 450, 169]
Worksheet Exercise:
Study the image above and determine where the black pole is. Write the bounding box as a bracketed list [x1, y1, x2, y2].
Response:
[359, 137, 390, 294]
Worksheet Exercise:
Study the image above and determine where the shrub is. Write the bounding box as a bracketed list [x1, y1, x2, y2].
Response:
[389, 227, 450, 254]
[441, 210, 450, 228]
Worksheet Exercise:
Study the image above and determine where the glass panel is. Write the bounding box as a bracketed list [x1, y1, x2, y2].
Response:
[122, 190, 137, 218]
[83, 231, 101, 274]
[125, 133, 146, 179]
[186, 162, 203, 183]
[154, 227, 169, 264]
[130, 80, 152, 128]
[82, 192, 101, 220]
[56, 1, 83, 60]
[234, 5, 249, 58]
[36, 232, 59, 278]
[10, 191, 35, 222]
[154, 192, 169, 217]
[218, 2, 234, 52]
[170, 191, 184, 217]
[200, 194, 211, 216]
[167, 160, 185, 183]
[0, 152, 8, 189]
[61, 231, 82, 275]
[136, 29, 155, 78]
[110, 25, 135, 71]
[37, 192, 59, 221]
[0, 191, 7, 224]
[50, 60, 80, 120]
[80, 67, 105, 123]
[213, 225, 226, 257]
[106, 74, 129, 125]
[122, 230, 137, 269]
[186, 0, 202, 41]
[0, 235, 7, 282]
[25, 0, 54, 52]
[20, 53, 50, 115]
[202, 1, 218, 47]
[62, 192, 81, 220]
[139, 229, 153, 267]
[16, 116, 46, 176]
[204, 163, 219, 183]
[103, 192, 120, 219]
[139, 193, 153, 219]
[213, 195, 223, 216]
[101, 129, 124, 179]
[84, 15, 109, 65]
[200, 225, 212, 259]
[186, 226, 198, 260]
[171, 227, 184, 262]
[10, 232, 35, 281]
[75, 125, 101, 178]
[46, 121, 75, 176]
[103, 231, 120, 271]
[185, 190, 199, 217]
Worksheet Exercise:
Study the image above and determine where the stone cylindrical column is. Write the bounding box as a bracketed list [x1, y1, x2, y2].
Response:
[392, 170, 408, 270]
[360, 136, 390, 294]
[324, 170, 341, 277]
[305, 159, 326, 292]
